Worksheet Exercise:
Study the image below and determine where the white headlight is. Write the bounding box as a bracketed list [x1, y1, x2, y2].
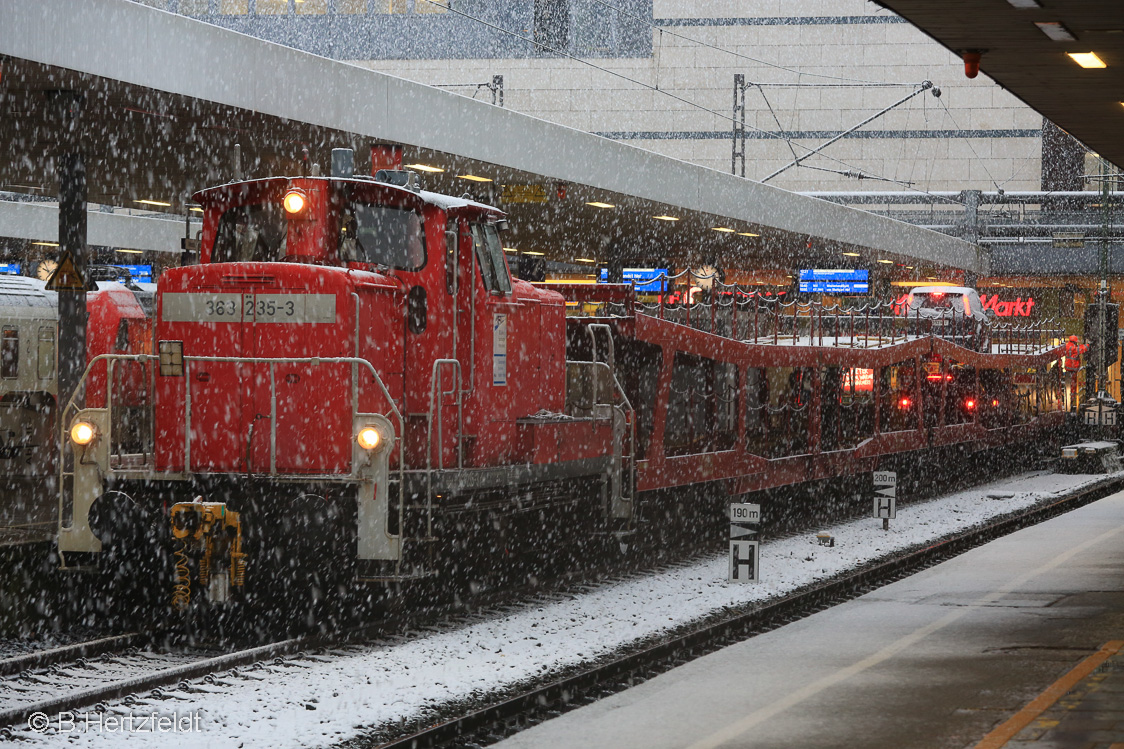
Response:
[70, 421, 97, 446]
[357, 426, 382, 451]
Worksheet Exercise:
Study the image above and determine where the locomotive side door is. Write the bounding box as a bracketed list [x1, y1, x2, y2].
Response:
[466, 222, 524, 463]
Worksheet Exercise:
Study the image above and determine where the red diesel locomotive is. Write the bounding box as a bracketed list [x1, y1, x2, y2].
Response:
[57, 148, 1067, 612]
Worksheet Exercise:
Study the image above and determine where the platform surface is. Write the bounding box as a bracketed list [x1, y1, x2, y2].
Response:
[497, 491, 1124, 749]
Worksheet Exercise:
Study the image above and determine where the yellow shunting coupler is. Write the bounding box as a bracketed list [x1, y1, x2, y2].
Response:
[170, 501, 247, 609]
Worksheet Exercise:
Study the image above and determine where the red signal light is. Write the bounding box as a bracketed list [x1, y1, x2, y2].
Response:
[965, 399, 976, 411]
[899, 397, 912, 409]
[992, 399, 999, 407]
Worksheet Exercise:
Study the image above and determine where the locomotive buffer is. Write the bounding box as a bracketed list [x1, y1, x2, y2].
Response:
[729, 503, 761, 582]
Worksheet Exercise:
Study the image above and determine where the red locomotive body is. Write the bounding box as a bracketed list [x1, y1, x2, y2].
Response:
[57, 153, 1068, 612]
[59, 165, 619, 601]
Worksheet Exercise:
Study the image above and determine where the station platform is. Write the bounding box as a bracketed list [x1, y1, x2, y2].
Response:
[497, 491, 1124, 749]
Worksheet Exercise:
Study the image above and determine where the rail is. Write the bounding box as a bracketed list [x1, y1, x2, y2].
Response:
[558, 271, 1063, 355]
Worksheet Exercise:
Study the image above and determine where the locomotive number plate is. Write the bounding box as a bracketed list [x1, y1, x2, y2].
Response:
[162, 293, 336, 324]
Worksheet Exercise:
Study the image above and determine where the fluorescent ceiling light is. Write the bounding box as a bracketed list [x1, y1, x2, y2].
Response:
[31, 241, 59, 247]
[503, 247, 519, 253]
[458, 174, 492, 182]
[1067, 52, 1107, 68]
[737, 232, 760, 237]
[877, 259, 894, 264]
[135, 199, 172, 207]
[1036, 22, 1076, 42]
[586, 202, 615, 209]
[711, 227, 735, 233]
[523, 251, 545, 256]
[842, 251, 861, 257]
[1006, 0, 1041, 8]
[575, 258, 597, 263]
[190, 207, 204, 213]
[652, 215, 679, 222]
[405, 163, 444, 173]
[116, 248, 144, 254]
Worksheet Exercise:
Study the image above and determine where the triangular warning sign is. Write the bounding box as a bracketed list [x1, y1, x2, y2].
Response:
[45, 252, 85, 291]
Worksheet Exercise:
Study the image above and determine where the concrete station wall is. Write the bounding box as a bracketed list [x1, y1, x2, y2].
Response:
[140, 0, 1047, 195]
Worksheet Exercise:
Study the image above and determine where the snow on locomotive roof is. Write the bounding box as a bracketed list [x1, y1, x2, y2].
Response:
[192, 176, 503, 214]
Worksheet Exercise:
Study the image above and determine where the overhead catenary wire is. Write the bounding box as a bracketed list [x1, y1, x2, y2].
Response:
[588, 0, 925, 88]
[936, 96, 1002, 191]
[418, 0, 971, 204]
[416, 0, 954, 200]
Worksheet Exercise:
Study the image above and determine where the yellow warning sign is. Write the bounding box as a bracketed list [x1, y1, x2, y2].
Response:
[501, 184, 548, 204]
[44, 252, 86, 291]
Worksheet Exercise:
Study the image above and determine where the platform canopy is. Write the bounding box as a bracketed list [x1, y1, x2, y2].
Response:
[872, 0, 1124, 170]
[0, 0, 983, 275]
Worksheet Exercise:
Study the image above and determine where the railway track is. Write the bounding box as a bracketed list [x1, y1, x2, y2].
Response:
[0, 561, 683, 733]
[0, 636, 312, 729]
[365, 472, 1124, 749]
[2, 469, 1112, 741]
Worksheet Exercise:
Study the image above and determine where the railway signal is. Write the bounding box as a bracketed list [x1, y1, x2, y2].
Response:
[729, 503, 761, 582]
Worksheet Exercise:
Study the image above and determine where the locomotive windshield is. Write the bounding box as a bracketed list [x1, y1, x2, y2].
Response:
[340, 203, 426, 271]
[471, 224, 511, 294]
[212, 203, 288, 263]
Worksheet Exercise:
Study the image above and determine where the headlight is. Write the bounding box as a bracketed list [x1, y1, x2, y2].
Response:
[70, 421, 97, 446]
[356, 426, 383, 451]
[283, 188, 307, 216]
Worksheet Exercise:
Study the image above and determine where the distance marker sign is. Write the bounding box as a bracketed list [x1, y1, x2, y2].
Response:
[728, 503, 761, 582]
[873, 471, 896, 529]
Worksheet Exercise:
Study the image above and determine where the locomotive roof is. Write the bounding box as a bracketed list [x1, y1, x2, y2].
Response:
[192, 176, 504, 216]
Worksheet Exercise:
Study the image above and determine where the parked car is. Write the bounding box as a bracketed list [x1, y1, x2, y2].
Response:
[899, 286, 995, 351]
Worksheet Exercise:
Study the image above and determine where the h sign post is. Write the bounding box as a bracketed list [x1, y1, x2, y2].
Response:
[873, 471, 897, 530]
[728, 503, 761, 582]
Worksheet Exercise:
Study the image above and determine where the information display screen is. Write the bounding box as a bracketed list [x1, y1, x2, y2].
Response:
[798, 268, 869, 294]
[599, 268, 669, 293]
[0, 263, 20, 275]
[111, 264, 153, 282]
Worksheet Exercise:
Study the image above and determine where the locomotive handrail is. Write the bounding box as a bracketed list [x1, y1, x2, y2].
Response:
[59, 354, 407, 536]
[565, 357, 637, 509]
[178, 354, 405, 475]
[427, 359, 464, 472]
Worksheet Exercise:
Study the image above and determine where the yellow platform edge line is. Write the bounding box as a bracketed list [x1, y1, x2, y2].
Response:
[974, 640, 1124, 749]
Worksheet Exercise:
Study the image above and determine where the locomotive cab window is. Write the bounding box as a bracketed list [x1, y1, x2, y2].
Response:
[213, 203, 288, 263]
[340, 203, 426, 271]
[1, 327, 17, 379]
[471, 224, 511, 295]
